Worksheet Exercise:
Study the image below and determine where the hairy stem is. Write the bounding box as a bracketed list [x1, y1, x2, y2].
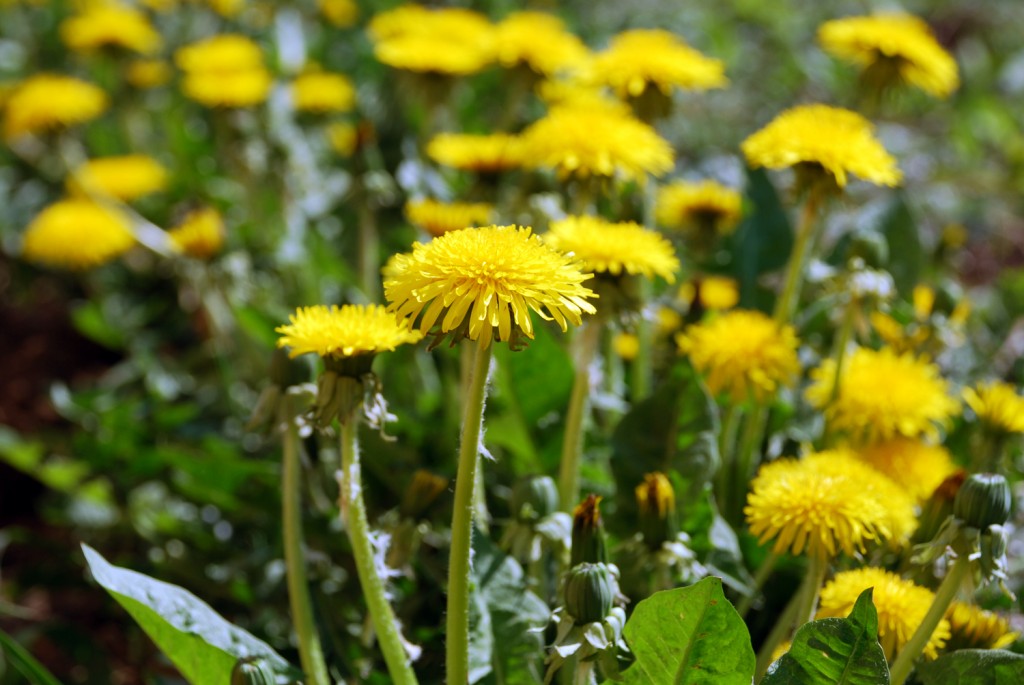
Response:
[558, 321, 603, 512]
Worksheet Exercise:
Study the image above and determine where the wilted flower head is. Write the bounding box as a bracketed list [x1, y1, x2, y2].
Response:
[741, 104, 901, 188]
[22, 199, 134, 270]
[806, 346, 959, 442]
[493, 12, 588, 76]
[291, 71, 355, 113]
[369, 5, 495, 75]
[856, 438, 959, 503]
[69, 155, 168, 202]
[61, 4, 162, 55]
[404, 198, 494, 237]
[276, 304, 423, 360]
[677, 309, 799, 402]
[818, 14, 959, 98]
[963, 381, 1024, 436]
[544, 215, 679, 283]
[3, 74, 107, 140]
[175, 35, 272, 108]
[656, 179, 743, 236]
[384, 225, 596, 348]
[426, 133, 525, 174]
[168, 207, 225, 260]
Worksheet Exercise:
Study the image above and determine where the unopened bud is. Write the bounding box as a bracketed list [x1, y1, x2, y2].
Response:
[564, 562, 616, 624]
[635, 472, 677, 550]
[511, 475, 559, 523]
[954, 473, 1012, 529]
[571, 494, 607, 566]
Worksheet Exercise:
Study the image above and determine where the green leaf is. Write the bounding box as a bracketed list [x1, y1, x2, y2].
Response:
[82, 544, 296, 685]
[615, 576, 754, 684]
[762, 589, 888, 685]
[878, 193, 922, 297]
[70, 300, 125, 349]
[0, 629, 63, 685]
[728, 167, 793, 309]
[916, 649, 1024, 685]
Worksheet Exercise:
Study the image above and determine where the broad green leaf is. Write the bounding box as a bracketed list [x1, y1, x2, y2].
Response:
[615, 576, 754, 684]
[0, 629, 63, 685]
[727, 167, 793, 309]
[763, 589, 888, 685]
[916, 649, 1024, 685]
[82, 544, 296, 685]
[878, 193, 922, 297]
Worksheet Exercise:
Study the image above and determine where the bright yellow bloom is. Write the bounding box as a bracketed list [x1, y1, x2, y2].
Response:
[404, 199, 494, 237]
[677, 309, 799, 402]
[741, 104, 901, 188]
[544, 215, 679, 282]
[369, 5, 495, 75]
[656, 180, 743, 236]
[493, 12, 588, 76]
[291, 71, 355, 113]
[612, 332, 640, 360]
[818, 14, 959, 98]
[384, 225, 597, 348]
[678, 276, 740, 311]
[326, 121, 358, 157]
[3, 74, 107, 140]
[175, 35, 272, 108]
[536, 78, 627, 113]
[426, 133, 525, 173]
[276, 304, 423, 359]
[22, 199, 134, 270]
[588, 28, 727, 98]
[818, 568, 951, 661]
[168, 207, 225, 259]
[319, 0, 358, 28]
[946, 602, 1019, 651]
[856, 438, 959, 503]
[963, 381, 1024, 435]
[205, 0, 243, 18]
[806, 346, 959, 442]
[522, 104, 673, 181]
[61, 5, 162, 55]
[745, 450, 917, 559]
[126, 59, 173, 89]
[69, 155, 168, 202]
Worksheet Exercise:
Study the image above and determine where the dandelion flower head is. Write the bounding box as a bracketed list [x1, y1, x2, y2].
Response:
[677, 309, 799, 402]
[426, 133, 525, 174]
[818, 567, 951, 661]
[818, 14, 959, 98]
[326, 121, 358, 157]
[806, 346, 959, 442]
[61, 4, 162, 55]
[544, 215, 679, 283]
[656, 179, 743, 236]
[206, 0, 244, 18]
[536, 78, 627, 113]
[963, 381, 1024, 435]
[126, 59, 173, 89]
[319, 0, 358, 28]
[405, 198, 494, 237]
[946, 602, 1019, 651]
[368, 5, 495, 76]
[741, 104, 901, 188]
[168, 207, 225, 260]
[636, 472, 675, 519]
[69, 155, 168, 202]
[678, 276, 740, 312]
[3, 74, 107, 140]
[276, 304, 423, 360]
[856, 437, 959, 503]
[291, 70, 355, 113]
[745, 450, 917, 559]
[22, 199, 134, 270]
[493, 11, 589, 77]
[175, 34, 272, 108]
[384, 225, 597, 348]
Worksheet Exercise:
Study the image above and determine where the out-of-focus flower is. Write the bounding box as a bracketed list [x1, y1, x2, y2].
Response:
[404, 198, 494, 237]
[806, 346, 958, 442]
[61, 4, 162, 55]
[426, 133, 525, 174]
[205, 0, 243, 18]
[291, 70, 356, 113]
[818, 14, 959, 98]
[945, 602, 1019, 651]
[276, 304, 422, 360]
[69, 155, 168, 202]
[656, 180, 742, 236]
[176, 35, 272, 108]
[741, 104, 901, 188]
[963, 381, 1024, 436]
[3, 74, 107, 140]
[536, 78, 626, 113]
[126, 59, 173, 89]
[856, 438, 959, 503]
[368, 5, 495, 76]
[678, 276, 740, 312]
[818, 568, 951, 661]
[22, 199, 134, 270]
[385, 225, 596, 348]
[326, 121, 358, 157]
[168, 207, 225, 259]
[493, 11, 588, 76]
[612, 332, 639, 360]
[544, 215, 679, 282]
[677, 309, 799, 402]
[319, 0, 358, 28]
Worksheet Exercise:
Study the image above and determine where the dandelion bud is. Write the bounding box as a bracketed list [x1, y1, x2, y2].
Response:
[847, 231, 889, 269]
[230, 657, 277, 685]
[635, 472, 677, 550]
[571, 494, 607, 566]
[399, 469, 449, 519]
[913, 470, 966, 545]
[954, 473, 1012, 529]
[511, 475, 559, 523]
[564, 563, 616, 624]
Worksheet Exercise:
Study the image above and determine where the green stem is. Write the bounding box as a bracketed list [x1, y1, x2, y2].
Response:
[714, 404, 742, 519]
[793, 554, 829, 632]
[281, 399, 330, 685]
[357, 194, 381, 302]
[754, 582, 801, 680]
[573, 660, 596, 685]
[729, 405, 768, 527]
[447, 339, 494, 685]
[773, 187, 824, 325]
[737, 551, 779, 619]
[339, 417, 419, 685]
[889, 556, 969, 685]
[630, 278, 654, 401]
[558, 321, 603, 512]
[828, 295, 858, 405]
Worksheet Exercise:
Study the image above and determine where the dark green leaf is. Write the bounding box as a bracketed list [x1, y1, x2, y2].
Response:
[762, 588, 888, 685]
[728, 167, 793, 309]
[916, 649, 1024, 685]
[82, 544, 296, 685]
[878, 193, 922, 297]
[0, 629, 63, 685]
[615, 576, 755, 684]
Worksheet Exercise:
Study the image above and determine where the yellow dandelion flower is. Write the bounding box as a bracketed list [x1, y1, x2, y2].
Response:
[612, 332, 640, 360]
[69, 155, 168, 202]
[368, 5, 495, 76]
[544, 215, 679, 282]
[677, 309, 799, 402]
[493, 11, 589, 76]
[745, 451, 917, 560]
[276, 304, 423, 360]
[22, 199, 135, 270]
[522, 104, 673, 181]
[326, 121, 358, 157]
[319, 0, 358, 28]
[656, 180, 743, 236]
[656, 306, 683, 336]
[205, 0, 243, 18]
[963, 381, 1024, 435]
[168, 207, 225, 259]
[426, 133, 525, 174]
[818, 14, 959, 98]
[741, 104, 901, 188]
[175, 35, 272, 108]
[678, 276, 740, 312]
[3, 74, 107, 140]
[588, 28, 727, 98]
[384, 225, 597, 348]
[404, 198, 494, 237]
[818, 568, 951, 661]
[946, 602, 1019, 651]
[61, 5, 162, 55]
[291, 71, 355, 113]
[806, 346, 959, 442]
[536, 78, 627, 113]
[856, 438, 959, 503]
[126, 59, 173, 89]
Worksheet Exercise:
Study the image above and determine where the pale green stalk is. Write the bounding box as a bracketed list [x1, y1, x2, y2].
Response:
[773, 186, 825, 325]
[558, 321, 603, 512]
[793, 554, 829, 632]
[714, 404, 742, 521]
[736, 551, 779, 619]
[729, 405, 768, 527]
[754, 586, 801, 680]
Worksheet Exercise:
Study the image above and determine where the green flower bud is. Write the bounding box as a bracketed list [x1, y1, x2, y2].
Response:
[231, 657, 277, 685]
[564, 563, 615, 624]
[954, 473, 1012, 529]
[511, 475, 559, 523]
[571, 494, 608, 566]
[847, 231, 889, 268]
